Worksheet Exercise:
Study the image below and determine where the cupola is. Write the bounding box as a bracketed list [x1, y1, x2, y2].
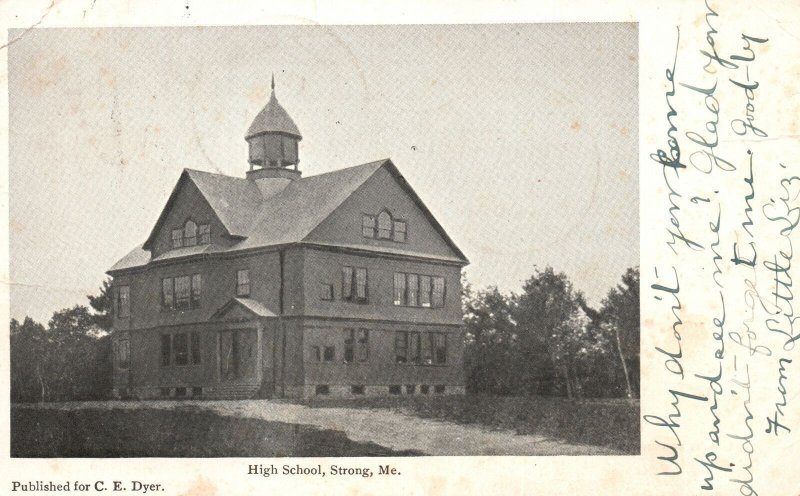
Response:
[245, 75, 302, 181]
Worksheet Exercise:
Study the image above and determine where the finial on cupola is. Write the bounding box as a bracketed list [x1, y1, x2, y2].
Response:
[271, 72, 275, 92]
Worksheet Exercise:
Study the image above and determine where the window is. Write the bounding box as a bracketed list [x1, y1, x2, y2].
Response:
[355, 268, 367, 301]
[160, 387, 171, 398]
[421, 332, 432, 364]
[420, 384, 430, 395]
[341, 266, 353, 300]
[395, 331, 408, 363]
[388, 385, 402, 395]
[191, 274, 202, 308]
[162, 278, 174, 310]
[116, 286, 130, 319]
[420, 275, 432, 307]
[323, 346, 335, 362]
[357, 329, 369, 362]
[344, 329, 355, 363]
[198, 224, 211, 244]
[342, 266, 368, 302]
[434, 385, 446, 394]
[362, 209, 406, 243]
[432, 332, 447, 364]
[319, 283, 334, 301]
[393, 273, 406, 306]
[432, 277, 446, 308]
[362, 215, 376, 238]
[190, 331, 201, 365]
[183, 220, 197, 246]
[315, 385, 330, 395]
[173, 332, 188, 366]
[405, 384, 416, 394]
[192, 387, 203, 397]
[161, 334, 171, 366]
[175, 276, 191, 310]
[344, 329, 369, 363]
[407, 274, 419, 307]
[408, 332, 421, 364]
[310, 346, 321, 362]
[351, 385, 365, 395]
[171, 229, 183, 249]
[377, 211, 392, 239]
[116, 339, 130, 369]
[236, 270, 250, 297]
[175, 387, 187, 398]
[393, 221, 407, 242]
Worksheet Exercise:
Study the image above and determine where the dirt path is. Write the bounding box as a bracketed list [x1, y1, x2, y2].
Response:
[28, 400, 623, 456]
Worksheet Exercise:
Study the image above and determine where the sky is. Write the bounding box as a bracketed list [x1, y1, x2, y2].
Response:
[8, 24, 638, 323]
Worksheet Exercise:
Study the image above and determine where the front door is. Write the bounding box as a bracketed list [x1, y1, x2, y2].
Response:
[219, 329, 258, 381]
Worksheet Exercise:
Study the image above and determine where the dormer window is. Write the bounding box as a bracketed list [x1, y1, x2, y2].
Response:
[199, 224, 210, 244]
[184, 220, 197, 247]
[377, 211, 392, 239]
[171, 229, 183, 249]
[362, 209, 407, 243]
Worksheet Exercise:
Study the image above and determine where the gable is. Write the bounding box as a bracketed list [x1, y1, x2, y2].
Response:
[145, 174, 232, 257]
[304, 164, 467, 263]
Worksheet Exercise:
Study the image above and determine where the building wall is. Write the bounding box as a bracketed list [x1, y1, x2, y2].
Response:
[305, 166, 461, 261]
[112, 250, 286, 332]
[301, 247, 462, 325]
[300, 319, 464, 387]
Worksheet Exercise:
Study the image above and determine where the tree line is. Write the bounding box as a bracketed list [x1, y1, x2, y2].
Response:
[10, 267, 639, 403]
[462, 266, 639, 399]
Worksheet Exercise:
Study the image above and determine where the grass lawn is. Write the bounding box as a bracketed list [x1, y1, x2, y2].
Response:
[300, 395, 640, 454]
[11, 405, 421, 457]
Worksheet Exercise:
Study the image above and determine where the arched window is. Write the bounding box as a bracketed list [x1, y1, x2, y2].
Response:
[377, 211, 392, 239]
[184, 220, 197, 247]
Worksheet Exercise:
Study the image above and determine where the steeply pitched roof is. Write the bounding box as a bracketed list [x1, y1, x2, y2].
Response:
[109, 158, 467, 273]
[246, 91, 302, 139]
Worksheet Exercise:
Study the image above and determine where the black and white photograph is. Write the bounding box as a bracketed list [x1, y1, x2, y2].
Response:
[8, 24, 639, 458]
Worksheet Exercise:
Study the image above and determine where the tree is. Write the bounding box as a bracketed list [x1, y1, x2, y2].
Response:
[600, 267, 640, 398]
[87, 277, 114, 332]
[10, 317, 48, 402]
[463, 285, 519, 394]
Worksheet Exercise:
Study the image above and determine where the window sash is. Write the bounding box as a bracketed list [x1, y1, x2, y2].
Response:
[184, 221, 197, 247]
[355, 267, 367, 301]
[190, 331, 201, 365]
[419, 275, 432, 307]
[171, 229, 183, 248]
[237, 270, 250, 297]
[162, 278, 174, 309]
[395, 331, 408, 363]
[393, 221, 406, 242]
[357, 329, 369, 362]
[117, 339, 130, 369]
[191, 274, 201, 307]
[173, 333, 189, 365]
[117, 286, 130, 318]
[342, 266, 353, 300]
[362, 215, 376, 238]
[433, 332, 447, 364]
[432, 277, 446, 307]
[343, 329, 355, 363]
[198, 224, 211, 244]
[175, 276, 191, 309]
[160, 334, 171, 366]
[319, 283, 333, 301]
[393, 273, 406, 306]
[408, 332, 421, 364]
[377, 211, 392, 239]
[421, 333, 433, 364]
[323, 346, 335, 362]
[407, 274, 419, 307]
[310, 346, 321, 362]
